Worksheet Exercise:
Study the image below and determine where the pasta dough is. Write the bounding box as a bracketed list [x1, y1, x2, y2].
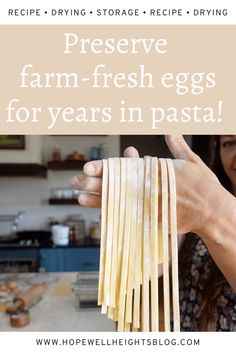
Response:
[99, 157, 180, 332]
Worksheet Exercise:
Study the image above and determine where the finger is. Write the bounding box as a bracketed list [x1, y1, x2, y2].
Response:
[78, 193, 101, 208]
[83, 160, 103, 177]
[70, 175, 102, 193]
[124, 146, 139, 158]
[83, 147, 139, 177]
[165, 135, 204, 165]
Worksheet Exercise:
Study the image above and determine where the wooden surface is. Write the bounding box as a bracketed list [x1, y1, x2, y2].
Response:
[0, 163, 47, 177]
[47, 160, 87, 170]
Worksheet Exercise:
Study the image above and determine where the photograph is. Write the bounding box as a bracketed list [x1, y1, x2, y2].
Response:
[0, 134, 235, 333]
[0, 136, 25, 150]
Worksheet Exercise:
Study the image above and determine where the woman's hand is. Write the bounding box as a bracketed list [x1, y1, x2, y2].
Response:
[164, 135, 222, 235]
[70, 146, 139, 208]
[165, 136, 236, 292]
[71, 135, 225, 236]
[71, 135, 236, 291]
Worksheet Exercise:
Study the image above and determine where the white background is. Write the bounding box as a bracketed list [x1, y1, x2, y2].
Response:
[0, 332, 235, 354]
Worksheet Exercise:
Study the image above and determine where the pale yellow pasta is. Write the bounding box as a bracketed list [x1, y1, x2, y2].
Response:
[98, 159, 108, 306]
[141, 157, 151, 331]
[107, 306, 114, 320]
[99, 157, 180, 332]
[110, 158, 121, 309]
[115, 158, 127, 302]
[117, 158, 133, 331]
[133, 158, 144, 329]
[103, 158, 115, 307]
[167, 159, 180, 332]
[150, 157, 159, 331]
[125, 158, 138, 324]
[160, 158, 170, 331]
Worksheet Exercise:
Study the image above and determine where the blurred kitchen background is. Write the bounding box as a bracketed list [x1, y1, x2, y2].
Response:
[0, 134, 210, 274]
[0, 134, 212, 331]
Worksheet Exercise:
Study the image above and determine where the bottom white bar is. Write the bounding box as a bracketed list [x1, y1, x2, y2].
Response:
[0, 332, 234, 354]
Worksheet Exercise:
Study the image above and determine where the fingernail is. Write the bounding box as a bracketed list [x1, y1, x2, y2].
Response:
[78, 193, 85, 205]
[84, 162, 96, 175]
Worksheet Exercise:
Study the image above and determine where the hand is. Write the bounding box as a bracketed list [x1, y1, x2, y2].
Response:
[166, 136, 236, 292]
[71, 136, 236, 291]
[165, 135, 222, 235]
[71, 136, 223, 236]
[70, 147, 139, 208]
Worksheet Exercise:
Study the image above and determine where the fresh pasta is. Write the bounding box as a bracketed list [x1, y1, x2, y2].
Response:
[98, 157, 180, 332]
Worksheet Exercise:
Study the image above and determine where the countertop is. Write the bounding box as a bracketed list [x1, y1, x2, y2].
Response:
[0, 272, 115, 332]
[0, 236, 100, 249]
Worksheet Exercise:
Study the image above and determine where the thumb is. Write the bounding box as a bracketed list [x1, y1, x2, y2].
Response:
[165, 135, 203, 165]
[123, 146, 139, 158]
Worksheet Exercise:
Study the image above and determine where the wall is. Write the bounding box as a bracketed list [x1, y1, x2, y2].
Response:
[0, 136, 42, 163]
[0, 134, 191, 234]
[41, 135, 119, 163]
[0, 135, 120, 234]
